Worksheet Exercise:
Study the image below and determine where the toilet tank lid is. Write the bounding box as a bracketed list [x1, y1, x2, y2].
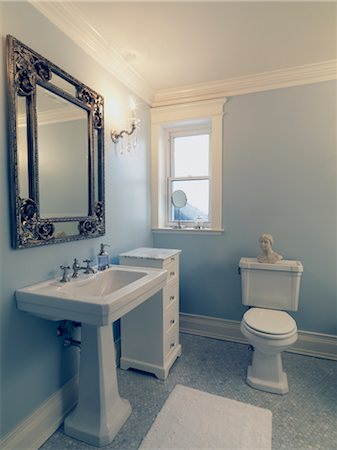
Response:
[239, 257, 303, 273]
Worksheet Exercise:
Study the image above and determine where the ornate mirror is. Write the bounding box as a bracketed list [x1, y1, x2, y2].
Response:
[6, 35, 105, 248]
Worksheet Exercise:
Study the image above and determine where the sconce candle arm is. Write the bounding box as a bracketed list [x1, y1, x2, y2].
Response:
[110, 121, 137, 144]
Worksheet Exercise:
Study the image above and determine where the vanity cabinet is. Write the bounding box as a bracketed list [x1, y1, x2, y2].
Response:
[119, 248, 182, 380]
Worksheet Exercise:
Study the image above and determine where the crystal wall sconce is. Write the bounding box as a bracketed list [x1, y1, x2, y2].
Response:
[110, 104, 140, 153]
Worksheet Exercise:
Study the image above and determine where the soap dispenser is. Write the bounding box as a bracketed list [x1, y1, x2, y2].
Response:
[98, 243, 110, 271]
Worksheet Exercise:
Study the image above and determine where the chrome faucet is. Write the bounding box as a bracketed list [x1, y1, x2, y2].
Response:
[60, 265, 71, 282]
[72, 258, 81, 278]
[81, 259, 95, 274]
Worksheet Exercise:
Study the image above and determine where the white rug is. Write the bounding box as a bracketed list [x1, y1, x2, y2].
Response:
[140, 385, 272, 449]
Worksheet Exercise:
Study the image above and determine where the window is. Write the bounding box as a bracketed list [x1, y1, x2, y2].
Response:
[151, 98, 226, 232]
[168, 128, 211, 227]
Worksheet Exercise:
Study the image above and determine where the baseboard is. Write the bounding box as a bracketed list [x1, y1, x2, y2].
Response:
[2, 319, 334, 450]
[180, 313, 337, 361]
[1, 338, 121, 450]
[0, 375, 79, 450]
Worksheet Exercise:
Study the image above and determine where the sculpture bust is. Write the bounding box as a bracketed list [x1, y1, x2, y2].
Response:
[257, 234, 283, 264]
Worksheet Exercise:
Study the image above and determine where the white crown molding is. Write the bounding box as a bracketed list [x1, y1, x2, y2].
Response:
[18, 106, 85, 127]
[30, 1, 155, 105]
[153, 60, 337, 107]
[30, 2, 336, 108]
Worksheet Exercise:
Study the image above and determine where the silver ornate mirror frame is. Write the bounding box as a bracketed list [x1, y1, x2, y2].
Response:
[6, 35, 105, 249]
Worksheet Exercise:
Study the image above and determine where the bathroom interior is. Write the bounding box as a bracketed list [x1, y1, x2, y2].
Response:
[0, 2, 336, 449]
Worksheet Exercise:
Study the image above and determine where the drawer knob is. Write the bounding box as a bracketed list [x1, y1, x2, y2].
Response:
[170, 271, 175, 277]
[170, 295, 175, 301]
[170, 319, 175, 325]
[171, 257, 175, 262]
[170, 342, 175, 349]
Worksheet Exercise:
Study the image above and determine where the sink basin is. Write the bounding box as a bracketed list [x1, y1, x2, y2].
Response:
[16, 263, 168, 447]
[16, 265, 167, 326]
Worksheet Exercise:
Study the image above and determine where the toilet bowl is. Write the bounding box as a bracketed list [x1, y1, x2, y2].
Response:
[239, 257, 303, 394]
[241, 308, 298, 394]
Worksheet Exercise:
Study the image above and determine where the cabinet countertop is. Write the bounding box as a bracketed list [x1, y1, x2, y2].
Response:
[119, 247, 181, 261]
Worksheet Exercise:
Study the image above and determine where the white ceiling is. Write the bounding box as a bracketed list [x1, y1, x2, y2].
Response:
[79, 2, 336, 89]
[33, 1, 336, 105]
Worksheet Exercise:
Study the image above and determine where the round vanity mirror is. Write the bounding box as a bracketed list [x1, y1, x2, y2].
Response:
[171, 190, 187, 208]
[171, 190, 187, 229]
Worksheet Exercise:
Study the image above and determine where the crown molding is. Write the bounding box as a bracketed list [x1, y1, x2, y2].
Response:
[18, 107, 85, 127]
[30, 1, 155, 105]
[30, 2, 336, 108]
[152, 60, 337, 107]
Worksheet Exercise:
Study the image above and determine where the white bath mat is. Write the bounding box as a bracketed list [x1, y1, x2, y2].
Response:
[140, 384, 272, 449]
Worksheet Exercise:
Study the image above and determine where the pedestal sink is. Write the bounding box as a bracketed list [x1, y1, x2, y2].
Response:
[16, 265, 167, 447]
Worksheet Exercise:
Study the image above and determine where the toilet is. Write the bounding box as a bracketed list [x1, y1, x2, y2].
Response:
[239, 257, 303, 394]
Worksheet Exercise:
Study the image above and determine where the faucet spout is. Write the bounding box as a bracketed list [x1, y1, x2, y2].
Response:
[81, 259, 95, 274]
[72, 258, 81, 278]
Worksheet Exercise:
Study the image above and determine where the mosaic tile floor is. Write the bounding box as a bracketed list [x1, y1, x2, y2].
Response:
[40, 333, 337, 450]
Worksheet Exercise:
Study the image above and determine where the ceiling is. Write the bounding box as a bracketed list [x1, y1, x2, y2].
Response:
[33, 1, 336, 105]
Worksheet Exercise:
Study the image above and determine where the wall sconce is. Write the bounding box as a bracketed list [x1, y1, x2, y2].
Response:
[110, 104, 140, 154]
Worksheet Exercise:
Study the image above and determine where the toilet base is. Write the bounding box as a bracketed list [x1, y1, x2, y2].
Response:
[247, 365, 289, 395]
[240, 319, 297, 395]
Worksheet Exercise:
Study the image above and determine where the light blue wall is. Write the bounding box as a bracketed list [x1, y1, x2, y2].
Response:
[1, 0, 336, 441]
[0, 2, 152, 437]
[154, 81, 337, 335]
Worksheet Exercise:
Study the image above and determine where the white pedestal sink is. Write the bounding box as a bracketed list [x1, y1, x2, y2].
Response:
[16, 265, 167, 447]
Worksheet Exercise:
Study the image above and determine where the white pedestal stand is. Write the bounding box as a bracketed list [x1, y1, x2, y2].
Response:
[64, 324, 131, 447]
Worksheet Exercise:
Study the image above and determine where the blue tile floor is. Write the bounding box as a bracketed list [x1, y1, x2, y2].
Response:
[40, 333, 337, 449]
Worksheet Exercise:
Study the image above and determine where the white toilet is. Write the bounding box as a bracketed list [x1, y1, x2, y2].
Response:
[239, 257, 303, 394]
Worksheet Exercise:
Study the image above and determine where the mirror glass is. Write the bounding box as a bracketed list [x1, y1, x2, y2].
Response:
[7, 35, 105, 248]
[17, 96, 29, 199]
[171, 190, 187, 229]
[50, 71, 77, 97]
[36, 86, 89, 218]
[172, 190, 187, 208]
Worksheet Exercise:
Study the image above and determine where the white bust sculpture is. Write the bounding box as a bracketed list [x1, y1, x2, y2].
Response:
[257, 234, 283, 264]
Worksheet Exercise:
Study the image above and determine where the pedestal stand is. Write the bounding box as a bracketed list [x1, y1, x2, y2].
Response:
[64, 324, 131, 447]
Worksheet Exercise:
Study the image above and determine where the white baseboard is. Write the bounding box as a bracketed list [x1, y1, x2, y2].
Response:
[0, 338, 122, 450]
[0, 375, 78, 450]
[180, 313, 337, 361]
[1, 319, 335, 450]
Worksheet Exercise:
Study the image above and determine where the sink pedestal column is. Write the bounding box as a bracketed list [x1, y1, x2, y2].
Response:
[64, 324, 131, 447]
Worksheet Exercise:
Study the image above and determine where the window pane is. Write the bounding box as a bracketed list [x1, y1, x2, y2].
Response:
[173, 134, 209, 177]
[171, 180, 209, 222]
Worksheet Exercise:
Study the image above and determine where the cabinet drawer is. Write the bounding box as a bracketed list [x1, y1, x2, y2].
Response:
[164, 257, 179, 285]
[164, 300, 179, 332]
[163, 283, 179, 309]
[164, 323, 179, 358]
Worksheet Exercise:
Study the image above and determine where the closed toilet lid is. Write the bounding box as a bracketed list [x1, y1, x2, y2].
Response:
[243, 308, 297, 335]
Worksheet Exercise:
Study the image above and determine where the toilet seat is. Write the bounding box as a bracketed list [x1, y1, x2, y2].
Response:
[242, 308, 297, 339]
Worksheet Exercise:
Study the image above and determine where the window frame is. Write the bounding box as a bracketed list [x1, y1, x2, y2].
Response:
[151, 98, 226, 233]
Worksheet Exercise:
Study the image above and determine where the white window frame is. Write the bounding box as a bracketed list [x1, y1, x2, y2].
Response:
[151, 98, 227, 232]
[166, 125, 211, 228]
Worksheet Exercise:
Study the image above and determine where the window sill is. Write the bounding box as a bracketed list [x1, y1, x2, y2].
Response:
[152, 227, 224, 235]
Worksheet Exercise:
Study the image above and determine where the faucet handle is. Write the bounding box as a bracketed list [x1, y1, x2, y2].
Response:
[82, 259, 95, 274]
[60, 265, 71, 283]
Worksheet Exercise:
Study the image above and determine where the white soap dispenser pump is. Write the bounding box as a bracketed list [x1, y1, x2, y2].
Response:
[98, 243, 110, 271]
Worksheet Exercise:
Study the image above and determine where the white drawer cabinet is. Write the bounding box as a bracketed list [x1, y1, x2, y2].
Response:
[119, 248, 182, 380]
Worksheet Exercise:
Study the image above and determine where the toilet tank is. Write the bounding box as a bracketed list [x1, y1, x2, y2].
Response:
[239, 257, 303, 311]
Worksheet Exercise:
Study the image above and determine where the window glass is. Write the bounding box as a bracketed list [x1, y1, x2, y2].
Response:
[173, 134, 209, 177]
[171, 179, 209, 222]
